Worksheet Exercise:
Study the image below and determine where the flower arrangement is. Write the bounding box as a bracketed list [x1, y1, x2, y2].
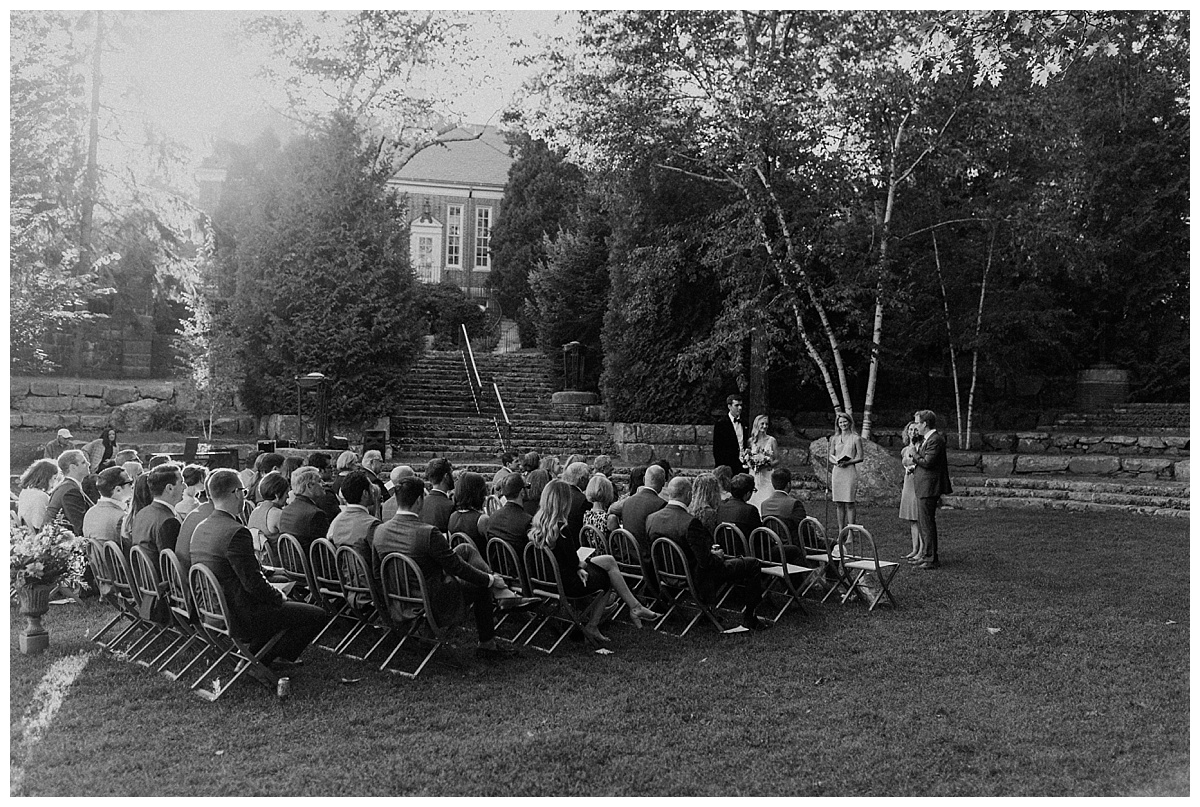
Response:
[10, 520, 89, 595]
[740, 446, 776, 474]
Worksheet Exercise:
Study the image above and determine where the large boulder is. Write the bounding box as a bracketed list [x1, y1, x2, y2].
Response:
[1173, 459, 1189, 483]
[110, 399, 160, 433]
[808, 436, 903, 505]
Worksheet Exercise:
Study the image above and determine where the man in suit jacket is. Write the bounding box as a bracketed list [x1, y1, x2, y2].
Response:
[360, 450, 389, 518]
[485, 474, 533, 552]
[191, 469, 326, 666]
[327, 471, 382, 607]
[381, 465, 415, 521]
[758, 466, 808, 546]
[712, 393, 748, 475]
[372, 477, 532, 659]
[279, 466, 332, 553]
[176, 500, 215, 572]
[419, 457, 455, 532]
[83, 466, 134, 548]
[562, 461, 592, 545]
[132, 462, 184, 556]
[716, 473, 762, 544]
[619, 464, 668, 562]
[46, 450, 93, 536]
[912, 409, 952, 569]
[647, 477, 769, 630]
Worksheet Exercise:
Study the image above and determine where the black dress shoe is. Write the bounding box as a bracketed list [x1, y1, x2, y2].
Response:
[915, 560, 940, 570]
[476, 642, 520, 659]
[271, 657, 305, 670]
[741, 616, 773, 631]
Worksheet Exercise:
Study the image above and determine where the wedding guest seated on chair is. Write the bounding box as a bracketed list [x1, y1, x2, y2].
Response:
[647, 476, 770, 631]
[562, 461, 592, 544]
[192, 469, 326, 669]
[83, 466, 134, 546]
[381, 465, 414, 521]
[305, 453, 342, 521]
[521, 452, 550, 517]
[327, 471, 381, 562]
[132, 462, 184, 556]
[420, 457, 456, 532]
[583, 473, 617, 542]
[372, 477, 537, 659]
[757, 467, 809, 550]
[715, 473, 761, 545]
[607, 464, 646, 523]
[247, 471, 289, 563]
[176, 464, 208, 517]
[485, 473, 533, 552]
[360, 450, 388, 517]
[448, 471, 490, 554]
[46, 450, 93, 536]
[278, 466, 332, 553]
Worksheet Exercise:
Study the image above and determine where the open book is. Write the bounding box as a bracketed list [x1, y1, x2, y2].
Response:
[577, 546, 596, 563]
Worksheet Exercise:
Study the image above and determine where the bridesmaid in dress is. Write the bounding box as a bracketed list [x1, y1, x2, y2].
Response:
[898, 422, 924, 559]
[828, 412, 864, 536]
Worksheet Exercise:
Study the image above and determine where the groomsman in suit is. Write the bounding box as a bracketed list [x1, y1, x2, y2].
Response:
[132, 463, 184, 556]
[713, 394, 748, 475]
[46, 450, 93, 536]
[912, 410, 952, 570]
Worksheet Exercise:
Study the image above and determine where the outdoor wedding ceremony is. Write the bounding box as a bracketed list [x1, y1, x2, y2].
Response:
[9, 9, 1189, 798]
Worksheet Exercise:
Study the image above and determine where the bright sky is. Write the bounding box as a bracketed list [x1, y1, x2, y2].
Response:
[95, 10, 575, 161]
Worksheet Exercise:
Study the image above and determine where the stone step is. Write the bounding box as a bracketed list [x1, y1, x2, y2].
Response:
[943, 495, 1188, 519]
[948, 451, 1182, 481]
[947, 485, 1188, 510]
[948, 475, 1189, 498]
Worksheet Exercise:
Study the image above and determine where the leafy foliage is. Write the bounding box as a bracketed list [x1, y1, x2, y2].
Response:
[414, 281, 487, 350]
[217, 115, 424, 426]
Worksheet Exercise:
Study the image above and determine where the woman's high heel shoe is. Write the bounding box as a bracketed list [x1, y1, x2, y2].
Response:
[628, 606, 662, 629]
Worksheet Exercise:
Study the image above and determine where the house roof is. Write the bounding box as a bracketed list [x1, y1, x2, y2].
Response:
[393, 125, 513, 188]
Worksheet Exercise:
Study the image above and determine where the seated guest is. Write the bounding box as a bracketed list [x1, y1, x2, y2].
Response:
[247, 471, 289, 564]
[561, 461, 592, 544]
[419, 457, 455, 532]
[147, 453, 174, 469]
[565, 454, 587, 467]
[81, 473, 100, 505]
[714, 465, 734, 501]
[373, 477, 536, 659]
[43, 428, 75, 460]
[521, 452, 550, 517]
[123, 461, 144, 481]
[122, 475, 154, 554]
[716, 473, 762, 543]
[647, 476, 769, 630]
[529, 481, 661, 644]
[176, 464, 208, 517]
[485, 474, 533, 552]
[83, 427, 119, 473]
[132, 462, 185, 555]
[491, 451, 518, 494]
[327, 471, 381, 563]
[381, 465, 414, 521]
[448, 471, 490, 554]
[652, 459, 674, 492]
[607, 465, 647, 523]
[758, 466, 808, 542]
[331, 450, 359, 497]
[278, 466, 332, 553]
[16, 458, 58, 530]
[540, 454, 562, 480]
[360, 450, 388, 517]
[83, 466, 134, 546]
[687, 472, 723, 533]
[583, 473, 617, 541]
[247, 452, 285, 504]
[618, 464, 668, 562]
[192, 469, 326, 668]
[46, 450, 94, 536]
[591, 454, 615, 478]
[237, 452, 259, 496]
[113, 448, 139, 467]
[305, 453, 342, 521]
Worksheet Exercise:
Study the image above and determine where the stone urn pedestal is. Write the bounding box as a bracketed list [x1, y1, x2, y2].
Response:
[17, 583, 52, 655]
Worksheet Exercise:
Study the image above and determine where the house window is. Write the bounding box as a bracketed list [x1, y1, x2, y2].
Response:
[446, 205, 462, 267]
[475, 206, 491, 268]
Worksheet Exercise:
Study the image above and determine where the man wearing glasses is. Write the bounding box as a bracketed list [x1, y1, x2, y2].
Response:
[191, 469, 326, 669]
[83, 466, 134, 548]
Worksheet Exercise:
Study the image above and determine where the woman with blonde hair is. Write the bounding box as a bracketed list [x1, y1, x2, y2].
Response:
[898, 421, 924, 559]
[583, 473, 617, 540]
[687, 472, 723, 534]
[828, 411, 864, 535]
[746, 414, 779, 508]
[529, 481, 660, 644]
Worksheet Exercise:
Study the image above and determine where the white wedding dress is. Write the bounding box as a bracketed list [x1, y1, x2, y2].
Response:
[747, 435, 778, 509]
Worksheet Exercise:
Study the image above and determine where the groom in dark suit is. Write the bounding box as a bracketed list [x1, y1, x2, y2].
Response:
[713, 393, 748, 475]
[912, 409, 952, 570]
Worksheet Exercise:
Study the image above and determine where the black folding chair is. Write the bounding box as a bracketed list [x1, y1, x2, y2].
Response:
[100, 541, 158, 661]
[649, 537, 727, 637]
[276, 533, 317, 603]
[485, 538, 540, 643]
[747, 526, 817, 622]
[521, 542, 603, 654]
[128, 544, 184, 668]
[835, 524, 900, 611]
[377, 552, 450, 678]
[308, 538, 357, 652]
[332, 545, 399, 662]
[157, 549, 216, 684]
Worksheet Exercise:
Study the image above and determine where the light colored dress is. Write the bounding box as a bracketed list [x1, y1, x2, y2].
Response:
[747, 435, 778, 509]
[829, 433, 862, 503]
[898, 444, 919, 522]
[17, 488, 51, 529]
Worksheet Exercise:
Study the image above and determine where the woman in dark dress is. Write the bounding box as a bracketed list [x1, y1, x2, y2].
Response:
[448, 471, 490, 554]
[529, 481, 660, 644]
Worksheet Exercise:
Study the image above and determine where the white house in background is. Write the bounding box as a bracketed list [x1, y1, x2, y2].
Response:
[389, 125, 513, 304]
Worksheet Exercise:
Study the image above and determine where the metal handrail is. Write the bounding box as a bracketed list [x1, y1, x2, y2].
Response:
[460, 323, 483, 391]
[461, 324, 511, 454]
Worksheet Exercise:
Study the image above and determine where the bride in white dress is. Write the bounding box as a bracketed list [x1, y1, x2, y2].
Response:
[746, 414, 778, 509]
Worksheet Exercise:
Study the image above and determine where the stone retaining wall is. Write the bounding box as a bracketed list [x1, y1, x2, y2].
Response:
[10, 378, 185, 434]
[607, 422, 811, 470]
[950, 450, 1184, 481]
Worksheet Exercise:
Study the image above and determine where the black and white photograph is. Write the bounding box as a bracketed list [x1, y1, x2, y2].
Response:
[8, 9, 1188, 797]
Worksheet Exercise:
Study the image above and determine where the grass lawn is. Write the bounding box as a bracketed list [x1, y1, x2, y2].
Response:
[9, 506, 1189, 796]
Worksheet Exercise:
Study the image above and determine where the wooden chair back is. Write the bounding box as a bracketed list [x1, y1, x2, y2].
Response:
[714, 522, 748, 556]
[579, 524, 608, 554]
[486, 537, 530, 596]
[761, 515, 794, 546]
[379, 551, 440, 632]
[308, 537, 345, 611]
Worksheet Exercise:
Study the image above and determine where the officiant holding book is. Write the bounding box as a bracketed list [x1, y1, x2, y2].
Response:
[828, 412, 864, 536]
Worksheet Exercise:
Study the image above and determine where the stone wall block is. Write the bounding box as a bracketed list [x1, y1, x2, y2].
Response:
[1104, 435, 1138, 446]
[10, 412, 23, 428]
[1137, 436, 1167, 450]
[983, 432, 1016, 452]
[777, 446, 809, 470]
[694, 425, 714, 444]
[623, 443, 653, 465]
[1066, 456, 1120, 475]
[1121, 457, 1173, 476]
[1016, 435, 1049, 454]
[947, 451, 982, 468]
[104, 386, 139, 406]
[57, 382, 80, 397]
[1014, 455, 1070, 473]
[642, 424, 673, 444]
[79, 414, 110, 430]
[677, 445, 706, 468]
[11, 379, 30, 396]
[22, 413, 60, 429]
[609, 423, 633, 444]
[71, 396, 107, 412]
[981, 454, 1015, 476]
[1173, 458, 1189, 483]
[29, 380, 59, 397]
[138, 383, 175, 402]
[110, 399, 160, 433]
[80, 383, 106, 398]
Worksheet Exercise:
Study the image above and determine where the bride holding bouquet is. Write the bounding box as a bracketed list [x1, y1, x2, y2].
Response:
[743, 415, 778, 509]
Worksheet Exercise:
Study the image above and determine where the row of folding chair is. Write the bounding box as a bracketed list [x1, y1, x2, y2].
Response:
[84, 538, 286, 701]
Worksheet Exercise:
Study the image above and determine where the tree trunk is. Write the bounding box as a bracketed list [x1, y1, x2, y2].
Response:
[71, 11, 104, 375]
[931, 232, 965, 448]
[966, 227, 996, 449]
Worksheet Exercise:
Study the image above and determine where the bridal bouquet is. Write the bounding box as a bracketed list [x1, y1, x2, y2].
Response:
[740, 446, 776, 474]
[10, 520, 89, 595]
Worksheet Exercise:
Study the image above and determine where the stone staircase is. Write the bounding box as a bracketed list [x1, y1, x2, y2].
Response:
[390, 350, 617, 462]
[944, 476, 1189, 518]
[1052, 402, 1189, 435]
